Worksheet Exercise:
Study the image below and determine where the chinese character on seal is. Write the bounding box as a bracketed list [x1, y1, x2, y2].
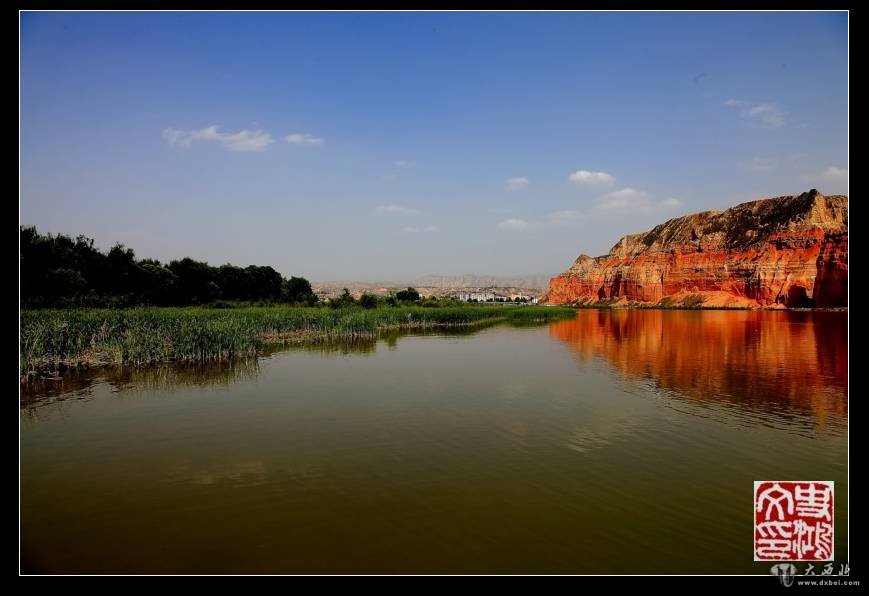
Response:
[755, 481, 833, 561]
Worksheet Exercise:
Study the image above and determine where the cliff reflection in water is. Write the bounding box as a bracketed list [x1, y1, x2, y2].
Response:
[549, 309, 847, 430]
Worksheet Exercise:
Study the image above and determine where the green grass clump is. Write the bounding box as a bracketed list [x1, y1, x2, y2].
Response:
[20, 305, 575, 374]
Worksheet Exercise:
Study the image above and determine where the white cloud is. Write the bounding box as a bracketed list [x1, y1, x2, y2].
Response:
[822, 166, 848, 182]
[394, 160, 408, 167]
[743, 157, 776, 172]
[382, 174, 397, 182]
[402, 225, 439, 234]
[597, 188, 651, 210]
[745, 104, 786, 128]
[497, 218, 530, 231]
[284, 132, 324, 145]
[493, 210, 586, 231]
[801, 166, 849, 190]
[162, 128, 190, 147]
[568, 169, 615, 187]
[546, 209, 585, 223]
[376, 204, 420, 215]
[596, 188, 681, 212]
[506, 177, 529, 191]
[724, 99, 786, 128]
[162, 125, 274, 152]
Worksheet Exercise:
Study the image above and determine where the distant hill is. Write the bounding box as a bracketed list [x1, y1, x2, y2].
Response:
[312, 274, 553, 299]
[411, 274, 551, 291]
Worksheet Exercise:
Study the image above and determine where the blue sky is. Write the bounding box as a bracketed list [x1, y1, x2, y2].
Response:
[20, 11, 848, 280]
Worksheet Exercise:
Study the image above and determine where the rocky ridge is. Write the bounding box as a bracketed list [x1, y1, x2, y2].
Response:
[543, 190, 847, 308]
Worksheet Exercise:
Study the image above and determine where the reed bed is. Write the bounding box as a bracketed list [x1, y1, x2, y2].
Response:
[20, 305, 574, 374]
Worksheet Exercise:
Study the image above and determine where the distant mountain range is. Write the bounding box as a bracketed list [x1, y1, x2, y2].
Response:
[312, 274, 553, 298]
[412, 274, 552, 290]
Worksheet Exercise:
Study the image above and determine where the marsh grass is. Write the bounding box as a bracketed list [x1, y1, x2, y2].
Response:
[20, 305, 574, 375]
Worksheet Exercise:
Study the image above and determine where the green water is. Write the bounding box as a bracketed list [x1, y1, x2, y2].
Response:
[20, 310, 848, 574]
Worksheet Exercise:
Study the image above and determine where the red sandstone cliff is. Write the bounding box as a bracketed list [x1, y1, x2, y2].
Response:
[544, 190, 848, 308]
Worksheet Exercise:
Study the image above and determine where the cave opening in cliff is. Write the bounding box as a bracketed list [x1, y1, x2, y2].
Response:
[786, 285, 814, 308]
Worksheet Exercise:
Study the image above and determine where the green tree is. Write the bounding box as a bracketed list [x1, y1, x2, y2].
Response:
[245, 265, 283, 301]
[283, 276, 317, 305]
[138, 263, 178, 305]
[217, 264, 249, 300]
[395, 287, 420, 302]
[359, 293, 379, 309]
[43, 268, 87, 300]
[20, 225, 319, 308]
[167, 258, 220, 304]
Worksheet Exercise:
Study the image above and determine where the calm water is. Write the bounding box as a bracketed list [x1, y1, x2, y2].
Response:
[20, 310, 848, 574]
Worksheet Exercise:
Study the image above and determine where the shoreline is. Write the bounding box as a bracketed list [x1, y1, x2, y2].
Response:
[19, 302, 847, 383]
[550, 303, 848, 312]
[19, 306, 573, 384]
[543, 289, 848, 311]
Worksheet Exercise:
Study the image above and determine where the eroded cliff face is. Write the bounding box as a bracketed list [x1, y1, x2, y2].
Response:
[544, 190, 848, 308]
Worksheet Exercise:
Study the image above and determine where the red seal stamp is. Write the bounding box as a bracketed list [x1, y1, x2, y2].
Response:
[755, 481, 834, 561]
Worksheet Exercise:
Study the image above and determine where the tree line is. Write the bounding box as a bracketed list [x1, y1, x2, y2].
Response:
[20, 226, 317, 307]
[326, 287, 423, 309]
